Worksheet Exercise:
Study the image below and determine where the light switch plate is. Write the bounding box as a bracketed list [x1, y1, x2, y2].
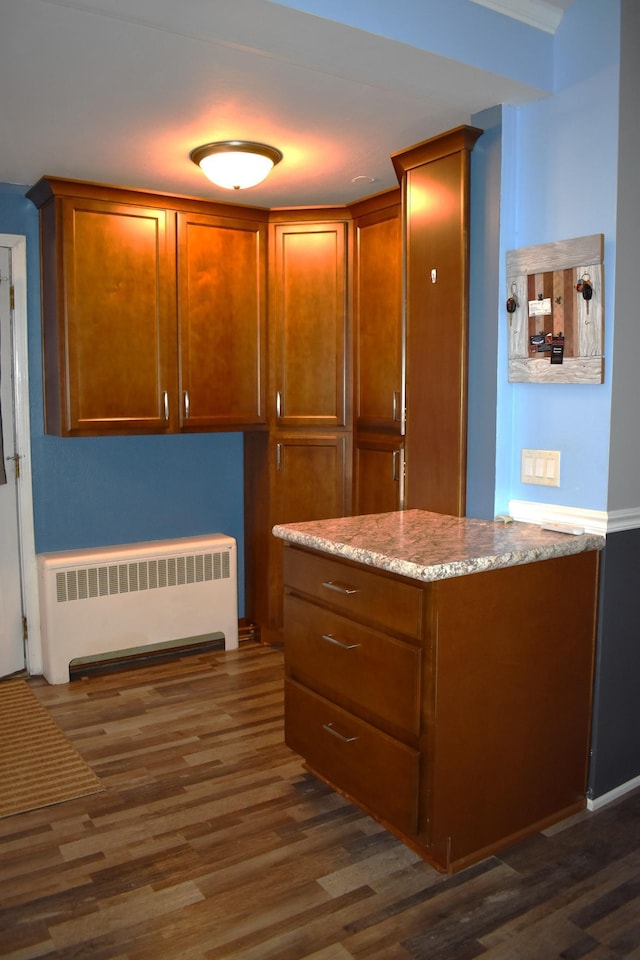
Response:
[521, 449, 561, 487]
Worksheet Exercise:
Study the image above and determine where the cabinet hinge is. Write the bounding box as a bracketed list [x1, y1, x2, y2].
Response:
[10, 284, 15, 311]
[22, 617, 28, 642]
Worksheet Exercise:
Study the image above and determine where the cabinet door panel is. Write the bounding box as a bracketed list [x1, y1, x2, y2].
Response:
[354, 206, 403, 431]
[354, 435, 404, 515]
[268, 434, 349, 631]
[178, 213, 266, 428]
[274, 434, 348, 524]
[63, 199, 175, 433]
[272, 222, 348, 427]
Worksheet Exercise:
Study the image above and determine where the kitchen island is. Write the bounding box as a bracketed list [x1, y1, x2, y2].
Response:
[273, 510, 605, 873]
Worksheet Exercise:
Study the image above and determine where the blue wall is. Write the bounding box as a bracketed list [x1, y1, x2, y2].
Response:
[493, 0, 620, 515]
[0, 186, 247, 611]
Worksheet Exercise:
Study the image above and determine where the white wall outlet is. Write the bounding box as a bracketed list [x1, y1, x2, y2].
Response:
[521, 449, 561, 487]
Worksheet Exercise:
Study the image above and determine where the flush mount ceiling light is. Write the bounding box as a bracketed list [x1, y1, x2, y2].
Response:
[190, 140, 283, 190]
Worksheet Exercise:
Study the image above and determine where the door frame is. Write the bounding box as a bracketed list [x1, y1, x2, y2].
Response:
[1, 233, 41, 676]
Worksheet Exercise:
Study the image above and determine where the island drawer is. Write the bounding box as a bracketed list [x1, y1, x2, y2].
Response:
[284, 594, 421, 739]
[285, 678, 419, 835]
[283, 546, 423, 639]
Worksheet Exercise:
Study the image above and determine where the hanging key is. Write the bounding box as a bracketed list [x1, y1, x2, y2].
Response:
[577, 274, 593, 315]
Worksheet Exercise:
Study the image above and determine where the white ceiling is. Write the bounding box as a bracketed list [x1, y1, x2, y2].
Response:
[1, 0, 574, 208]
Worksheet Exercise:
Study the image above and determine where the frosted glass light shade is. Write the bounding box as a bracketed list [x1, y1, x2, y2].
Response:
[190, 141, 283, 190]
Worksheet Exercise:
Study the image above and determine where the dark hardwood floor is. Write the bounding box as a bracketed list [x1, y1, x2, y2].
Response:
[1, 643, 639, 960]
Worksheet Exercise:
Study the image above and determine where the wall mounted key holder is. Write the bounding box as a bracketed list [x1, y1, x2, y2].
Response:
[506, 233, 604, 384]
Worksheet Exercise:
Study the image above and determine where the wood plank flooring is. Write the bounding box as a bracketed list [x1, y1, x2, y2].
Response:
[1, 643, 639, 959]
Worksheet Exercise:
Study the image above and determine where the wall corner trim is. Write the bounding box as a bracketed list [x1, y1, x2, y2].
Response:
[587, 773, 640, 811]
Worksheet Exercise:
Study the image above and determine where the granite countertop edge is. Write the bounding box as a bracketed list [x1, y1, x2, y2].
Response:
[272, 513, 605, 583]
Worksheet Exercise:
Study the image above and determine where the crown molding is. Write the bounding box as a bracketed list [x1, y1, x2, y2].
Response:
[468, 0, 565, 34]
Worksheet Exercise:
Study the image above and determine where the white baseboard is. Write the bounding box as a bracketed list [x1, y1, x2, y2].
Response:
[587, 773, 640, 811]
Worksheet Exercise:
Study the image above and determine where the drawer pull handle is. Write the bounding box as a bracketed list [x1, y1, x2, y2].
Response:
[323, 722, 357, 744]
[321, 633, 360, 651]
[322, 580, 358, 596]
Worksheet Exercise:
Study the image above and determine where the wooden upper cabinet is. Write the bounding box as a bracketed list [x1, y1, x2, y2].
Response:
[37, 192, 177, 435]
[177, 212, 267, 429]
[392, 126, 483, 517]
[351, 192, 403, 434]
[270, 219, 349, 427]
[28, 177, 269, 436]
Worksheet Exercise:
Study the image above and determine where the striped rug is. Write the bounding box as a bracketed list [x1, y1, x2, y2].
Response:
[0, 678, 103, 818]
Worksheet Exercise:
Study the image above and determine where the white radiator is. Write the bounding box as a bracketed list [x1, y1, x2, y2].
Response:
[37, 534, 238, 684]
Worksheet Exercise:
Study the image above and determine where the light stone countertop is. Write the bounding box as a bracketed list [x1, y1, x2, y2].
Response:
[272, 509, 605, 583]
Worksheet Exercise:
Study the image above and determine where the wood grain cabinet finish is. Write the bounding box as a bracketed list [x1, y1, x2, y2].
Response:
[351, 192, 403, 435]
[244, 428, 353, 641]
[285, 678, 420, 836]
[177, 211, 266, 429]
[267, 433, 350, 630]
[35, 192, 176, 435]
[244, 212, 352, 640]
[28, 178, 267, 435]
[353, 433, 404, 516]
[282, 543, 600, 874]
[392, 125, 483, 517]
[350, 192, 404, 517]
[269, 218, 349, 428]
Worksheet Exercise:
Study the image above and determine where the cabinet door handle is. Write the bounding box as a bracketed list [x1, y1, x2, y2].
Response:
[392, 450, 400, 482]
[323, 722, 358, 744]
[392, 390, 402, 422]
[276, 390, 282, 417]
[322, 580, 358, 596]
[183, 390, 190, 420]
[321, 632, 360, 651]
[163, 391, 169, 420]
[276, 442, 282, 471]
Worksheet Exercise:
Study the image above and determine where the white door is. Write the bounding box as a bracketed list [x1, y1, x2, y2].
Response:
[0, 245, 26, 677]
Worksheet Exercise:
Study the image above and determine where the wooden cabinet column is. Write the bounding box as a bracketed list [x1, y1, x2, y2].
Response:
[392, 125, 483, 516]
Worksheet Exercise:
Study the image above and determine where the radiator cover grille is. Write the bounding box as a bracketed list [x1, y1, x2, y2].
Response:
[55, 551, 231, 602]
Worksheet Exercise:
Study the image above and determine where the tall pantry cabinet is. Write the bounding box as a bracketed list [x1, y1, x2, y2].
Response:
[244, 211, 352, 642]
[392, 125, 482, 516]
